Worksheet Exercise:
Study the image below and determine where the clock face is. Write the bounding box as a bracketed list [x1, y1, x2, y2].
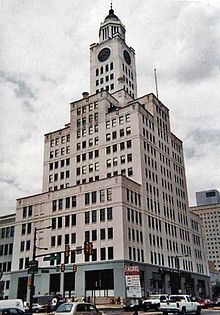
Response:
[123, 50, 131, 65]
[98, 48, 111, 62]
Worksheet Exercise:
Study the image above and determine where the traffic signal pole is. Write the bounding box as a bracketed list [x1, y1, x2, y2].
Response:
[29, 227, 37, 313]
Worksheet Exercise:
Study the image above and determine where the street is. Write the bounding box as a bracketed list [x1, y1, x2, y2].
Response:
[99, 308, 220, 315]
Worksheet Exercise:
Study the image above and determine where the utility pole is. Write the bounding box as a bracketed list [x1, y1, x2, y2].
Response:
[29, 226, 51, 312]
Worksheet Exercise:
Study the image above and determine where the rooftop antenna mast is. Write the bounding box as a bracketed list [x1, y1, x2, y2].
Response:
[154, 68, 159, 98]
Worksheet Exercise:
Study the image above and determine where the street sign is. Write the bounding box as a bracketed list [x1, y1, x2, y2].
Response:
[28, 260, 39, 272]
[43, 254, 58, 261]
[124, 265, 141, 298]
[29, 260, 39, 269]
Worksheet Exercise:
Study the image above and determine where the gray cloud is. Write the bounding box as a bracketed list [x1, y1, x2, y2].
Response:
[188, 129, 220, 145]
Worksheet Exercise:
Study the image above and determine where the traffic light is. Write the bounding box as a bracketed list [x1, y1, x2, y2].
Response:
[65, 244, 70, 257]
[73, 264, 77, 273]
[89, 242, 93, 255]
[61, 263, 65, 272]
[84, 241, 89, 254]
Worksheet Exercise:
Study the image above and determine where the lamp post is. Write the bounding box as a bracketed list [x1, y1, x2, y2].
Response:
[29, 225, 51, 312]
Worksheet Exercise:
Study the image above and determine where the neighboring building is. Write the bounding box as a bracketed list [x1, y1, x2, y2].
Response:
[5, 6, 210, 301]
[196, 189, 220, 206]
[191, 190, 220, 272]
[0, 214, 15, 299]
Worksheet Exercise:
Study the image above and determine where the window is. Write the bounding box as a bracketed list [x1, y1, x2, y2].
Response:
[20, 241, 25, 252]
[120, 142, 125, 150]
[106, 159, 111, 167]
[65, 215, 70, 227]
[107, 188, 112, 201]
[92, 210, 97, 223]
[71, 233, 76, 244]
[51, 236, 56, 247]
[108, 247, 114, 259]
[72, 196, 77, 207]
[100, 190, 105, 202]
[58, 199, 63, 210]
[106, 146, 111, 154]
[71, 214, 76, 226]
[92, 191, 97, 203]
[85, 211, 90, 224]
[106, 133, 111, 141]
[127, 153, 132, 162]
[100, 208, 105, 221]
[113, 144, 117, 152]
[127, 140, 132, 148]
[100, 248, 106, 260]
[58, 217, 62, 228]
[27, 223, 31, 234]
[92, 230, 97, 241]
[57, 235, 62, 246]
[121, 155, 125, 164]
[100, 229, 106, 240]
[126, 126, 131, 135]
[108, 228, 113, 239]
[112, 131, 117, 139]
[85, 193, 90, 205]
[110, 62, 113, 70]
[107, 207, 113, 220]
[120, 129, 124, 137]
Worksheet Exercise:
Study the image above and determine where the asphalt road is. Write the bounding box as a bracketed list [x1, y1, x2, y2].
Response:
[99, 308, 220, 315]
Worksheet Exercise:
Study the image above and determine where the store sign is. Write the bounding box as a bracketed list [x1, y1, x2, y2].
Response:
[124, 266, 141, 298]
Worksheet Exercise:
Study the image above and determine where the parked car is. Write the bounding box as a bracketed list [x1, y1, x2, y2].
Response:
[0, 308, 25, 315]
[0, 300, 24, 312]
[196, 298, 213, 309]
[142, 294, 169, 311]
[55, 302, 102, 315]
[123, 299, 142, 312]
[32, 303, 47, 313]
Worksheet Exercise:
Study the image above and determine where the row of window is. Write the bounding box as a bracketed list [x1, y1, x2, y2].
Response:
[122, 63, 134, 80]
[49, 183, 70, 191]
[77, 113, 98, 127]
[0, 261, 11, 272]
[20, 240, 30, 252]
[76, 163, 99, 175]
[126, 189, 141, 207]
[1, 226, 14, 239]
[150, 251, 165, 266]
[127, 207, 142, 224]
[128, 247, 144, 262]
[23, 206, 33, 218]
[96, 83, 115, 94]
[85, 189, 112, 205]
[149, 234, 163, 248]
[76, 102, 99, 116]
[50, 146, 70, 159]
[96, 62, 113, 76]
[106, 140, 132, 154]
[142, 114, 154, 131]
[128, 228, 143, 243]
[49, 158, 70, 171]
[77, 125, 99, 138]
[76, 150, 99, 163]
[51, 233, 76, 247]
[107, 167, 133, 178]
[106, 114, 130, 129]
[21, 223, 32, 235]
[49, 170, 70, 183]
[52, 214, 76, 229]
[106, 153, 132, 167]
[143, 128, 155, 145]
[76, 137, 99, 151]
[0, 243, 13, 256]
[84, 207, 113, 223]
[155, 105, 168, 122]
[96, 73, 114, 86]
[50, 134, 70, 147]
[147, 197, 160, 214]
[52, 196, 77, 211]
[85, 227, 113, 241]
[106, 127, 131, 141]
[76, 176, 99, 186]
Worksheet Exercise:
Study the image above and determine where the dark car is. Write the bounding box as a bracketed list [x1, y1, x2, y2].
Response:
[0, 308, 25, 315]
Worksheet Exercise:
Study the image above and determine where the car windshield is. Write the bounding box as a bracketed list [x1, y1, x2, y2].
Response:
[56, 304, 73, 313]
[169, 296, 185, 302]
[148, 296, 160, 300]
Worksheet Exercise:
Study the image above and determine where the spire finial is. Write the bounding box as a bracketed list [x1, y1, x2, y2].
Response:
[110, 1, 113, 10]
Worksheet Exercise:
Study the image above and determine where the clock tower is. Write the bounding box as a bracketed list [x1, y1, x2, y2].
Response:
[90, 5, 137, 99]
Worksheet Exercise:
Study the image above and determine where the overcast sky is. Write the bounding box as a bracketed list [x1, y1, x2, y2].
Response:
[1, 0, 220, 217]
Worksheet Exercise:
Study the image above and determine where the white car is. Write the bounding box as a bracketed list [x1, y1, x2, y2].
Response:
[55, 302, 102, 315]
[142, 294, 169, 311]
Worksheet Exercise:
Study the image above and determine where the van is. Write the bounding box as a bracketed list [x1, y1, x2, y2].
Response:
[0, 300, 24, 311]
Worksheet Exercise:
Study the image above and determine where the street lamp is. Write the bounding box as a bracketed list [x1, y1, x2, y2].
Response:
[29, 225, 51, 312]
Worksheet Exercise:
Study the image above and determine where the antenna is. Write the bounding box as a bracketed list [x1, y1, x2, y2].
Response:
[154, 68, 159, 98]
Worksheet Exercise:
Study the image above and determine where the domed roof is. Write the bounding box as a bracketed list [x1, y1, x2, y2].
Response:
[104, 8, 120, 22]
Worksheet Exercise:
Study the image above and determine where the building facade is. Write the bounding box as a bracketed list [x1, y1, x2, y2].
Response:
[0, 214, 15, 299]
[3, 6, 211, 301]
[191, 190, 220, 272]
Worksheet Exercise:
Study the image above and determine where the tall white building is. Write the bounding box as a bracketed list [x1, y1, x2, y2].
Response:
[6, 5, 210, 302]
[191, 190, 220, 272]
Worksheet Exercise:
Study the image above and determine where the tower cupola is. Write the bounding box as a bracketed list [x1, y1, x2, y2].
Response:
[99, 5, 126, 43]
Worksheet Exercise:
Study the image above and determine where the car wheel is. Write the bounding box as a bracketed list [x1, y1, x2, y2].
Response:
[181, 308, 186, 315]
